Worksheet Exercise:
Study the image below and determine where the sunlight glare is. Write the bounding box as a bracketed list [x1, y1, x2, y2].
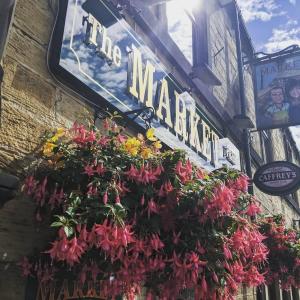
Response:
[168, 0, 200, 15]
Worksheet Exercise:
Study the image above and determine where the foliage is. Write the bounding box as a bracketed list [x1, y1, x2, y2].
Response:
[20, 120, 282, 300]
[258, 215, 300, 290]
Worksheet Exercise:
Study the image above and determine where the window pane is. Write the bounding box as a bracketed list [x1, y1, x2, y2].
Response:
[166, 1, 193, 65]
[0, 0, 15, 60]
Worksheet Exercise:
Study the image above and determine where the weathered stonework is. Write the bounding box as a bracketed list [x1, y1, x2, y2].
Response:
[0, 0, 299, 299]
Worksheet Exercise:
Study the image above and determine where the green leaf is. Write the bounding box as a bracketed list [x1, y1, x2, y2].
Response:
[64, 226, 74, 238]
[51, 222, 63, 227]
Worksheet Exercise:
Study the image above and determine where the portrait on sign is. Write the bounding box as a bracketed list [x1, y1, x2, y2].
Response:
[254, 53, 300, 130]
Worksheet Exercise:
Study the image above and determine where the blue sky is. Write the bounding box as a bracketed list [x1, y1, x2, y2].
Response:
[237, 0, 300, 149]
[238, 0, 300, 52]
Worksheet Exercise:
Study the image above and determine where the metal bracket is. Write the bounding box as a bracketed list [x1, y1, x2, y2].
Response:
[122, 107, 155, 129]
[94, 106, 155, 129]
[293, 219, 300, 229]
[245, 44, 300, 65]
[0, 64, 4, 128]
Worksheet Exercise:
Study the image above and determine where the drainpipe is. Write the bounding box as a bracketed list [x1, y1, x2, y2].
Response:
[232, 1, 253, 194]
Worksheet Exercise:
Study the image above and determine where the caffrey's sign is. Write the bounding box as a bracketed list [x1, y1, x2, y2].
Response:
[49, 0, 238, 169]
[253, 161, 300, 196]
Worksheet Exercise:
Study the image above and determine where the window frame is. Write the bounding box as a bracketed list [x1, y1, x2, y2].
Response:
[0, 0, 16, 62]
[260, 130, 273, 163]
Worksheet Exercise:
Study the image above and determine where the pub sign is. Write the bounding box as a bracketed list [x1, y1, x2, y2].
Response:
[254, 52, 300, 130]
[253, 161, 300, 196]
[49, 0, 240, 170]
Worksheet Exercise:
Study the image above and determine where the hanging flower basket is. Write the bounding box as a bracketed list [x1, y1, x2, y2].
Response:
[20, 119, 276, 300]
[258, 215, 300, 290]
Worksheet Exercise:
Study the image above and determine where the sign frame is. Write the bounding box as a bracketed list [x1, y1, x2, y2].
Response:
[48, 0, 129, 121]
[252, 48, 300, 131]
[47, 0, 235, 170]
[253, 161, 300, 196]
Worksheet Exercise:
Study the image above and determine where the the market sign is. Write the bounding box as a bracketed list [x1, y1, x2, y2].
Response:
[49, 0, 239, 170]
[253, 161, 300, 196]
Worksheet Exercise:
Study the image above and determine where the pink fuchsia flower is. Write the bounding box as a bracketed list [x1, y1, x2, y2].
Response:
[175, 160, 193, 183]
[48, 187, 64, 209]
[231, 261, 245, 283]
[67, 237, 85, 265]
[244, 202, 262, 217]
[204, 184, 235, 220]
[97, 136, 110, 147]
[149, 234, 164, 251]
[252, 242, 269, 263]
[90, 262, 101, 282]
[116, 181, 130, 196]
[87, 184, 98, 196]
[245, 266, 265, 287]
[33, 177, 48, 207]
[84, 165, 94, 177]
[95, 163, 106, 176]
[124, 164, 139, 181]
[103, 191, 108, 205]
[158, 181, 174, 198]
[116, 134, 127, 144]
[23, 176, 37, 196]
[200, 275, 208, 295]
[77, 224, 89, 242]
[115, 194, 121, 204]
[196, 168, 205, 179]
[147, 199, 159, 219]
[235, 174, 249, 192]
[223, 244, 233, 260]
[172, 231, 181, 245]
[85, 130, 97, 143]
[195, 241, 206, 255]
[18, 257, 32, 277]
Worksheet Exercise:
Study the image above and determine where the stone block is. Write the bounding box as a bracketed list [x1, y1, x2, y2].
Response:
[13, 0, 55, 46]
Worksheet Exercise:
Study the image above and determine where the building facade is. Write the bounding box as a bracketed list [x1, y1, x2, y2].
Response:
[0, 0, 299, 299]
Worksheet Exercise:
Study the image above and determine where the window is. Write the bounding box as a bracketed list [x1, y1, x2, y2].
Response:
[166, 0, 194, 65]
[260, 131, 273, 163]
[0, 0, 15, 61]
[283, 133, 293, 163]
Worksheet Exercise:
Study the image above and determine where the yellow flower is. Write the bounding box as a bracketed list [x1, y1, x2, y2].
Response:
[153, 140, 162, 149]
[43, 142, 56, 157]
[50, 135, 58, 142]
[49, 128, 65, 142]
[146, 128, 157, 142]
[56, 128, 65, 137]
[141, 147, 152, 159]
[124, 137, 141, 156]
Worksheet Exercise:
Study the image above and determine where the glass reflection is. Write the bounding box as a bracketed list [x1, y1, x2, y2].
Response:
[166, 0, 194, 65]
[57, 0, 217, 170]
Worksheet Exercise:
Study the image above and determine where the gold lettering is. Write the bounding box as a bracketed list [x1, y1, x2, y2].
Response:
[36, 285, 50, 300]
[128, 45, 155, 108]
[99, 26, 113, 60]
[86, 281, 98, 298]
[210, 131, 220, 165]
[71, 281, 85, 299]
[156, 78, 173, 128]
[200, 119, 212, 160]
[85, 14, 101, 46]
[174, 91, 188, 141]
[113, 46, 122, 67]
[189, 110, 201, 152]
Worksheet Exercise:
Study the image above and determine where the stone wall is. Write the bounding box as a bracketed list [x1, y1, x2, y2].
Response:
[0, 0, 94, 299]
[0, 0, 299, 299]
